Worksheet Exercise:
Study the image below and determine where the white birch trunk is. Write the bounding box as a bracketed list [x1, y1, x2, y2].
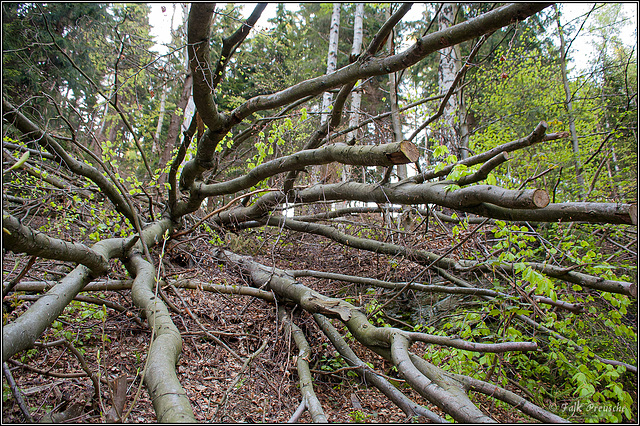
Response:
[181, 3, 195, 135]
[153, 85, 167, 154]
[344, 3, 365, 186]
[347, 3, 365, 146]
[438, 3, 460, 157]
[387, 7, 406, 181]
[321, 4, 341, 125]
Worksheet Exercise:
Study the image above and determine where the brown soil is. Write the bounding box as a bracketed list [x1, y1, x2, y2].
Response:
[2, 220, 533, 423]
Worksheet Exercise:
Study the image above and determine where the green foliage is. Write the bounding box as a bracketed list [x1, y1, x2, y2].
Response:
[348, 409, 371, 423]
[2, 382, 10, 403]
[420, 219, 637, 421]
[466, 19, 636, 203]
[48, 299, 109, 350]
[2, 3, 112, 107]
[319, 351, 358, 380]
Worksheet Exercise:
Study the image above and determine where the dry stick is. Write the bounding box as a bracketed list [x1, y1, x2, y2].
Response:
[167, 283, 244, 362]
[157, 286, 182, 314]
[287, 399, 307, 423]
[605, 239, 638, 263]
[518, 166, 558, 190]
[214, 339, 268, 421]
[3, 362, 34, 423]
[2, 255, 37, 298]
[16, 294, 145, 327]
[8, 359, 88, 379]
[34, 338, 100, 400]
[11, 279, 275, 305]
[367, 218, 490, 320]
[12, 280, 133, 293]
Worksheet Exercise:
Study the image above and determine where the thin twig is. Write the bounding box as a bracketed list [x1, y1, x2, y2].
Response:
[2, 255, 37, 298]
[3, 362, 34, 422]
[367, 218, 490, 320]
[214, 339, 268, 421]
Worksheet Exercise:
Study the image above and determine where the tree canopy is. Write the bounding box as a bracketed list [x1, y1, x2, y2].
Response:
[2, 3, 637, 423]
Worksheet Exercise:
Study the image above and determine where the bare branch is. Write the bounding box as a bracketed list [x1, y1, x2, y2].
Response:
[3, 210, 108, 276]
[2, 98, 138, 225]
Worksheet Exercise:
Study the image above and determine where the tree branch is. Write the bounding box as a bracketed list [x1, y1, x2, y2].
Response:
[3, 210, 108, 276]
[230, 4, 551, 124]
[278, 307, 327, 423]
[126, 252, 196, 422]
[2, 98, 138, 225]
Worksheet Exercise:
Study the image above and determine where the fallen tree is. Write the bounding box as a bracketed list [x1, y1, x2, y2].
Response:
[2, 2, 637, 423]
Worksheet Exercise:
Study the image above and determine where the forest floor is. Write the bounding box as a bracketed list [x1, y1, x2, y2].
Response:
[3, 216, 537, 423]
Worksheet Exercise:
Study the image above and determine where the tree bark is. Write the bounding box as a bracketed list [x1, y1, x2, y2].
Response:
[386, 5, 407, 182]
[159, 72, 193, 185]
[153, 84, 167, 154]
[346, 3, 365, 147]
[321, 4, 341, 126]
[127, 252, 196, 422]
[438, 4, 461, 157]
[3, 210, 108, 276]
[176, 3, 552, 198]
[212, 249, 564, 423]
[554, 4, 586, 196]
[3, 237, 126, 362]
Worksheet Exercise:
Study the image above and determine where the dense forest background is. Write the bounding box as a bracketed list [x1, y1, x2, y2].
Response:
[2, 3, 637, 423]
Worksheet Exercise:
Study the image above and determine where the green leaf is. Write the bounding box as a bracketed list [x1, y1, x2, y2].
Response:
[5, 151, 29, 174]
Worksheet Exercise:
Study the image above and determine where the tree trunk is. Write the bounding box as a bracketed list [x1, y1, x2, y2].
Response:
[321, 3, 341, 126]
[158, 73, 193, 185]
[153, 83, 167, 155]
[387, 6, 407, 182]
[346, 3, 365, 148]
[343, 2, 365, 189]
[554, 4, 586, 197]
[8, 3, 636, 422]
[438, 3, 461, 157]
[159, 4, 193, 184]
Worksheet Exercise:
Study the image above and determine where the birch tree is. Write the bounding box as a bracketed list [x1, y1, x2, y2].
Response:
[438, 3, 461, 157]
[321, 3, 342, 125]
